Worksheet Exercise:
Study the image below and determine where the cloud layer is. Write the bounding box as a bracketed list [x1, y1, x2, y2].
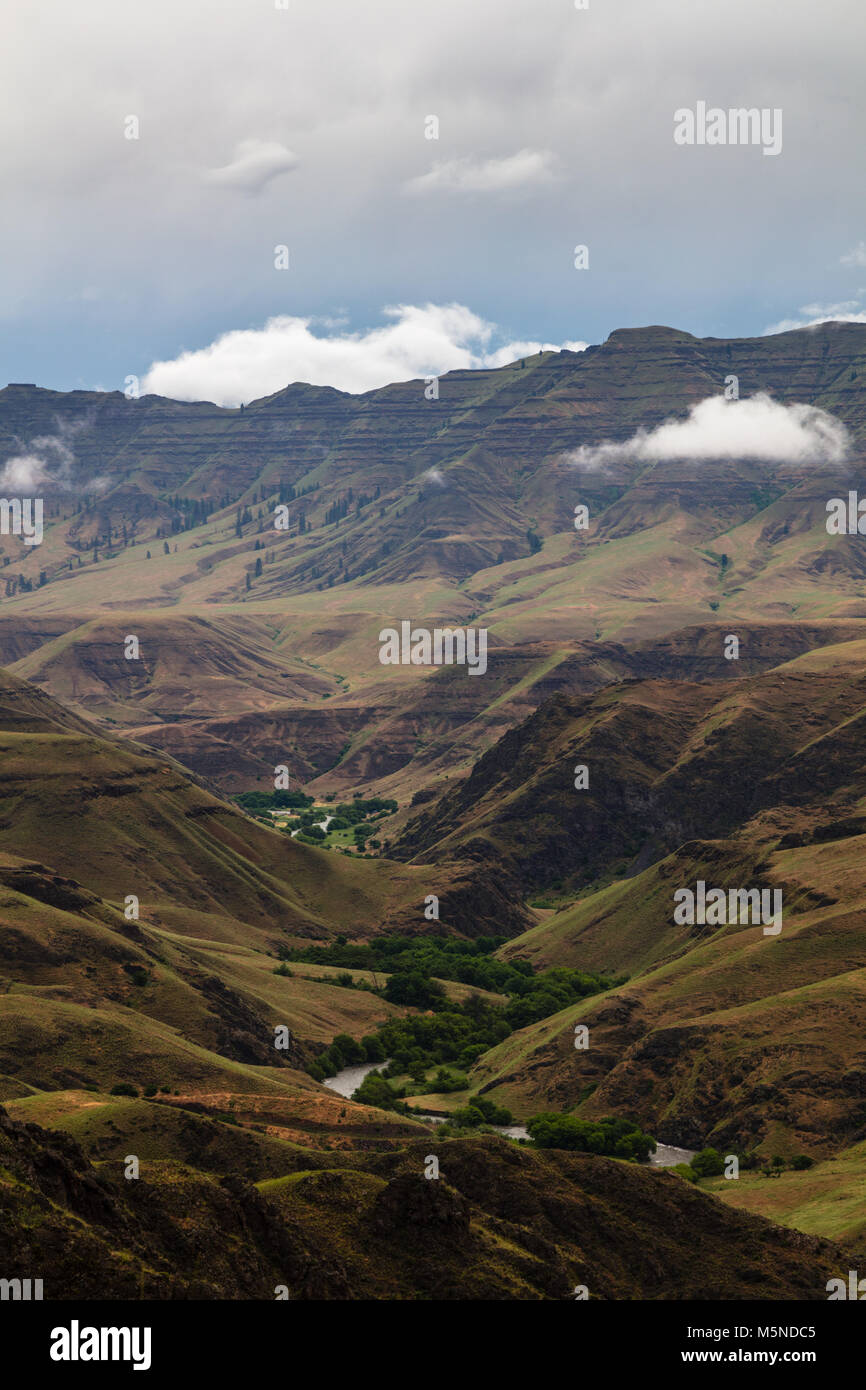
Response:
[0, 418, 107, 493]
[404, 149, 556, 196]
[764, 299, 866, 334]
[841, 242, 866, 268]
[202, 140, 298, 195]
[566, 393, 850, 472]
[1, 0, 863, 388]
[142, 304, 587, 404]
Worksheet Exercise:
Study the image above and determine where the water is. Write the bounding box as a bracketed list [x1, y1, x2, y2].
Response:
[322, 1059, 384, 1097]
[322, 1064, 693, 1158]
[492, 1123, 530, 1140]
[289, 813, 334, 839]
[322, 1063, 530, 1138]
[406, 1109, 530, 1140]
[650, 1143, 697, 1167]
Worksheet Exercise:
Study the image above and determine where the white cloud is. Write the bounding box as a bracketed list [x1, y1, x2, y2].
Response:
[483, 338, 587, 367]
[404, 149, 556, 196]
[203, 139, 297, 195]
[0, 451, 53, 491]
[565, 393, 849, 472]
[0, 419, 108, 492]
[841, 241, 866, 268]
[2, 0, 865, 386]
[763, 299, 866, 333]
[141, 304, 587, 404]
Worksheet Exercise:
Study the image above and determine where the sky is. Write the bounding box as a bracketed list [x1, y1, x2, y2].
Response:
[2, 0, 864, 403]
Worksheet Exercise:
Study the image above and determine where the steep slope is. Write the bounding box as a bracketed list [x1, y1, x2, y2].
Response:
[4, 613, 333, 729]
[383, 644, 866, 1156]
[0, 1114, 843, 1300]
[466, 827, 866, 1155]
[2, 321, 866, 610]
[393, 652, 866, 897]
[0, 666, 530, 1130]
[706, 1137, 866, 1254]
[4, 321, 866, 586]
[4, 321, 866, 804]
[0, 666, 441, 941]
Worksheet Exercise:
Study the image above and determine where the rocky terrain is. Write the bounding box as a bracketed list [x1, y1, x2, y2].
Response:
[4, 322, 866, 1299]
[0, 1110, 842, 1300]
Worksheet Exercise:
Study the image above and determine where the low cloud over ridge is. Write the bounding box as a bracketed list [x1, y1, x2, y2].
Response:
[565, 393, 850, 472]
[0, 417, 109, 493]
[142, 304, 587, 404]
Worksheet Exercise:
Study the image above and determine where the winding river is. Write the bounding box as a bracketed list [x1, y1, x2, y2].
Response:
[322, 1061, 695, 1164]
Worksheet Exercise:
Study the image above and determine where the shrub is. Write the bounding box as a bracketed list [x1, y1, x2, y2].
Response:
[353, 1072, 400, 1110]
[110, 1082, 138, 1098]
[432, 1067, 470, 1093]
[361, 1034, 386, 1063]
[690, 1147, 726, 1178]
[383, 971, 446, 1008]
[452, 1095, 513, 1128]
[527, 1112, 654, 1161]
[329, 1033, 366, 1067]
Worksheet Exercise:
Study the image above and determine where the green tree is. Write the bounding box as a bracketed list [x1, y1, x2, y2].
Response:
[383, 972, 446, 1008]
[353, 1072, 398, 1110]
[690, 1147, 726, 1178]
[329, 1033, 365, 1067]
[527, 1112, 654, 1161]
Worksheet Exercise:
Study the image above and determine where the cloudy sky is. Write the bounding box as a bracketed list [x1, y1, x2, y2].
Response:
[2, 0, 864, 402]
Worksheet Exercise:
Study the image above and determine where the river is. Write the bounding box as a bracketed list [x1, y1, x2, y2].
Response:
[650, 1144, 697, 1167]
[321, 1062, 695, 1163]
[289, 813, 334, 838]
[322, 1059, 384, 1098]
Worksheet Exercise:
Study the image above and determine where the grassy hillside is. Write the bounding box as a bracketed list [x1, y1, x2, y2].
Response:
[0, 666, 528, 1134]
[3, 322, 866, 808]
[0, 1107, 844, 1300]
[394, 649, 866, 913]
[706, 1139, 866, 1254]
[5, 325, 866, 1298]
